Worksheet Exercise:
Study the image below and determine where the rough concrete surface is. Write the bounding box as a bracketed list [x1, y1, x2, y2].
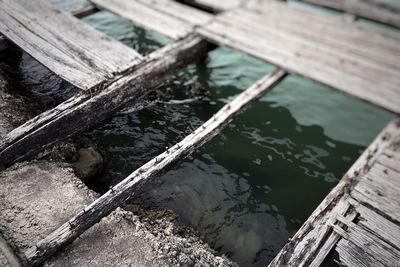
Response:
[0, 161, 97, 256]
[48, 208, 235, 267]
[0, 161, 236, 266]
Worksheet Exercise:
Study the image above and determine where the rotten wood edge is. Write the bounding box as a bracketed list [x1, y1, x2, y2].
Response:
[268, 117, 400, 267]
[24, 68, 287, 267]
[0, 34, 213, 167]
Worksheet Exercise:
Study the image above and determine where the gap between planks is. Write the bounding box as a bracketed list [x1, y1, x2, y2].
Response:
[25, 68, 287, 266]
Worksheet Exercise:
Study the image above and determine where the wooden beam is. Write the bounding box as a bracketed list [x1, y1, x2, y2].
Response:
[268, 117, 400, 267]
[0, 34, 212, 167]
[0, 0, 141, 90]
[25, 68, 286, 266]
[302, 0, 400, 29]
[0, 4, 98, 50]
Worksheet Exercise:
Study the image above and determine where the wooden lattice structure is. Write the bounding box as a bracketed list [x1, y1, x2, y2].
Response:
[0, 0, 399, 266]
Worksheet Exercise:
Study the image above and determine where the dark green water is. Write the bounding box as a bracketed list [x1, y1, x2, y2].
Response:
[33, 1, 398, 266]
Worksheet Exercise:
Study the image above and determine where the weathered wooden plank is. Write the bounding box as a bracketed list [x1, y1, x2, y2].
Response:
[379, 148, 400, 173]
[336, 238, 386, 267]
[0, 3, 98, 51]
[212, 11, 400, 96]
[0, 34, 212, 167]
[0, 0, 142, 90]
[198, 1, 400, 114]
[249, 1, 400, 59]
[25, 69, 287, 266]
[91, 0, 212, 40]
[336, 219, 400, 266]
[222, 7, 400, 71]
[268, 117, 400, 267]
[302, 0, 400, 28]
[348, 198, 400, 250]
[352, 162, 400, 223]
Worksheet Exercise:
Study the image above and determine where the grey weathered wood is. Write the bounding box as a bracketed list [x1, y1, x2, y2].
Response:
[221, 7, 400, 70]
[0, 0, 142, 90]
[379, 149, 400, 173]
[352, 161, 400, 223]
[91, 0, 212, 40]
[198, 1, 400, 114]
[0, 3, 97, 51]
[269, 117, 400, 267]
[0, 34, 212, 167]
[348, 198, 400, 250]
[336, 238, 386, 267]
[302, 0, 400, 28]
[25, 68, 287, 266]
[336, 219, 400, 267]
